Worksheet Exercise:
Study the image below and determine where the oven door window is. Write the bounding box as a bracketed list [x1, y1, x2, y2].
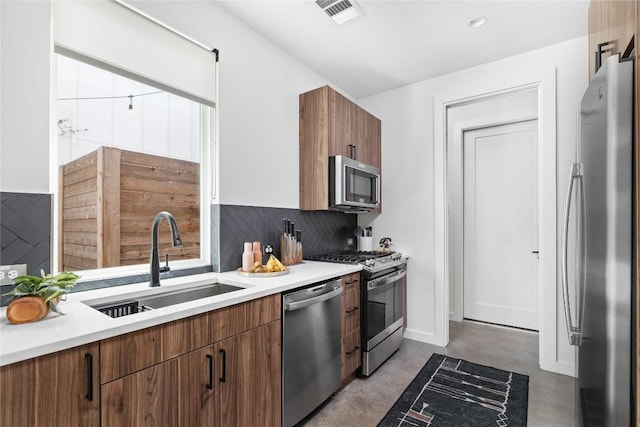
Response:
[366, 277, 403, 343]
[345, 166, 377, 205]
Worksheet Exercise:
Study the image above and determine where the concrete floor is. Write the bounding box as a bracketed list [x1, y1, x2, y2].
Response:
[302, 321, 576, 427]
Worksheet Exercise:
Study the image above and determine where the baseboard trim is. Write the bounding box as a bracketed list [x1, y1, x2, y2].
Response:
[540, 359, 576, 377]
[403, 328, 444, 346]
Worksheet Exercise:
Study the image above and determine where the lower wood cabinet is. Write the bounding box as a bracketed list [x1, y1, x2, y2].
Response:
[101, 356, 179, 426]
[177, 346, 216, 425]
[1, 294, 281, 427]
[101, 345, 214, 426]
[0, 342, 100, 427]
[215, 320, 281, 426]
[99, 295, 281, 426]
[101, 320, 281, 427]
[340, 272, 361, 381]
[342, 328, 361, 380]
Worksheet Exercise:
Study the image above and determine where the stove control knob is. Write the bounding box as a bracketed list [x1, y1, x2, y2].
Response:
[364, 259, 375, 267]
[391, 252, 401, 260]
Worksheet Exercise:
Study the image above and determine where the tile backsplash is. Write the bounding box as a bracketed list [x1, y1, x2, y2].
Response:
[0, 192, 52, 305]
[0, 196, 357, 303]
[214, 204, 357, 272]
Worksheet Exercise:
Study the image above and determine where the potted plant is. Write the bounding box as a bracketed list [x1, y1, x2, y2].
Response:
[3, 270, 80, 324]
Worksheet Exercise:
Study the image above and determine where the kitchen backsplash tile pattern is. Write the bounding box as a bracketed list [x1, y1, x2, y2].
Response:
[0, 200, 356, 304]
[0, 192, 52, 305]
[216, 204, 357, 272]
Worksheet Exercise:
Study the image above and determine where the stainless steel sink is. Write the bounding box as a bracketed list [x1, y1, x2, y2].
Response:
[85, 283, 244, 318]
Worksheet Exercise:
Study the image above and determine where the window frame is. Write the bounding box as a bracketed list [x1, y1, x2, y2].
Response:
[50, 52, 217, 280]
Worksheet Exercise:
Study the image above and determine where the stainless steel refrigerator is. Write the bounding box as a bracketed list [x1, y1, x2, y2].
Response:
[561, 55, 634, 426]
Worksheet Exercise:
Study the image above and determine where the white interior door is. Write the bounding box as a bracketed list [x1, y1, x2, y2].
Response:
[463, 120, 539, 330]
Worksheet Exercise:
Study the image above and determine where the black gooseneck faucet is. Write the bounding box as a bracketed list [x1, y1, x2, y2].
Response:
[150, 211, 183, 287]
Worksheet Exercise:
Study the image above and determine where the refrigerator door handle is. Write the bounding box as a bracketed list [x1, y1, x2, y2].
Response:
[561, 162, 583, 346]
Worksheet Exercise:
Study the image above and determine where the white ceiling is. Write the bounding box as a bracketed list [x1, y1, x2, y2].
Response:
[217, 0, 589, 99]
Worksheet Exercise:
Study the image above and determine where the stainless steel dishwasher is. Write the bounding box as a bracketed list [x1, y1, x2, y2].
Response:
[282, 278, 343, 427]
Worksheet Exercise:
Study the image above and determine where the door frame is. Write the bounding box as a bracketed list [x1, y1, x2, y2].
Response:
[433, 68, 570, 376]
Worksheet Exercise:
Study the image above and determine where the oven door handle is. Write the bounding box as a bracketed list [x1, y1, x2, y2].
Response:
[367, 270, 407, 290]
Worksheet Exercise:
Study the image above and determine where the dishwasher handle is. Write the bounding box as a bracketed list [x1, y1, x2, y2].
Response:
[284, 284, 343, 312]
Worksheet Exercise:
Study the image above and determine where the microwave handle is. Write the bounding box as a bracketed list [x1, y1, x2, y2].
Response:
[348, 144, 356, 160]
[376, 172, 381, 206]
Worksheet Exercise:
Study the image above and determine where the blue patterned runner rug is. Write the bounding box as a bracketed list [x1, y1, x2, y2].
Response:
[377, 353, 529, 427]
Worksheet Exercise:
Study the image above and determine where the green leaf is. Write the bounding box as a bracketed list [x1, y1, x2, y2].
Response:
[1, 271, 80, 303]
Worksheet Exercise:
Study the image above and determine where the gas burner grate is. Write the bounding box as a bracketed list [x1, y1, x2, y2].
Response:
[307, 251, 395, 264]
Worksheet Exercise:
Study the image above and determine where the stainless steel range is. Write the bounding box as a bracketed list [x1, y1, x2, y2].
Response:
[307, 251, 407, 376]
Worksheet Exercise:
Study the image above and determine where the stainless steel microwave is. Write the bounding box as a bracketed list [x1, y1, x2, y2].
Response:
[329, 155, 380, 212]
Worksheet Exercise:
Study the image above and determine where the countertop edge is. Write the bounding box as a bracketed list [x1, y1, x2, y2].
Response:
[0, 262, 361, 366]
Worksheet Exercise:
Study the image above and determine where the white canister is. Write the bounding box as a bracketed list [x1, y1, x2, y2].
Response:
[358, 236, 373, 252]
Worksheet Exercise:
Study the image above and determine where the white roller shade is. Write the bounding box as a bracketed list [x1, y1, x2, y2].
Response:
[52, 0, 216, 107]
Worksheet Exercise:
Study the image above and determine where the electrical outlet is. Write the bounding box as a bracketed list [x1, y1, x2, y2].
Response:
[0, 264, 27, 286]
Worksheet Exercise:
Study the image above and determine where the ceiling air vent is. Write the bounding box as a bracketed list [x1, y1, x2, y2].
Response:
[315, 0, 364, 25]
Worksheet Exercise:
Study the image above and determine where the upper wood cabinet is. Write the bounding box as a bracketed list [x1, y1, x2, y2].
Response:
[362, 109, 382, 171]
[0, 342, 100, 427]
[299, 85, 382, 211]
[588, 1, 635, 80]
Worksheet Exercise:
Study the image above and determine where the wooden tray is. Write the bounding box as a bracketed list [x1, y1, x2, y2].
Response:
[236, 268, 289, 278]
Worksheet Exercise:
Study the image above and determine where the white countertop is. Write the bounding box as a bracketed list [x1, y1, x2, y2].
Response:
[0, 261, 360, 366]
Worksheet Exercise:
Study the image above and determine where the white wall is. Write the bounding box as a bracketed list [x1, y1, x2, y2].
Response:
[0, 1, 51, 193]
[127, 1, 335, 209]
[358, 36, 588, 375]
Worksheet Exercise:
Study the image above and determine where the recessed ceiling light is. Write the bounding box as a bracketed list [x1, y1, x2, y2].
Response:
[469, 16, 487, 28]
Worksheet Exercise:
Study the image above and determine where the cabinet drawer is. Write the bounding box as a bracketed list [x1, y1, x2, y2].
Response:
[341, 328, 361, 381]
[100, 312, 209, 383]
[210, 294, 280, 343]
[162, 313, 210, 360]
[341, 282, 360, 336]
[341, 272, 360, 286]
[100, 325, 163, 384]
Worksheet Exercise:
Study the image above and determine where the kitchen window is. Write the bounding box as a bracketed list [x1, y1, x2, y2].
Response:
[51, 1, 218, 277]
